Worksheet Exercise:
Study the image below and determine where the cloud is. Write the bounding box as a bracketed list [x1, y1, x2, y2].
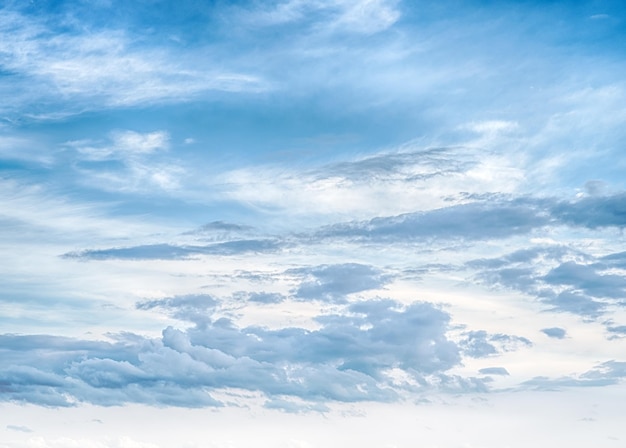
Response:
[110, 131, 169, 154]
[318, 199, 550, 243]
[236, 0, 400, 34]
[541, 327, 567, 339]
[186, 221, 254, 235]
[0, 7, 265, 113]
[314, 192, 626, 245]
[468, 244, 626, 319]
[64, 129, 186, 194]
[6, 425, 33, 433]
[523, 360, 626, 390]
[240, 291, 287, 304]
[550, 193, 626, 229]
[478, 367, 509, 376]
[215, 146, 524, 223]
[263, 397, 329, 414]
[71, 131, 170, 161]
[543, 261, 626, 300]
[459, 331, 531, 359]
[330, 0, 400, 34]
[136, 294, 218, 326]
[63, 239, 283, 260]
[0, 299, 465, 407]
[290, 263, 391, 303]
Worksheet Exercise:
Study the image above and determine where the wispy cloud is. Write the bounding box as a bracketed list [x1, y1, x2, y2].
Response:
[234, 0, 400, 34]
[0, 7, 265, 115]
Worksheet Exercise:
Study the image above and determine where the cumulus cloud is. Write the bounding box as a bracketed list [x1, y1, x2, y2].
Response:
[0, 299, 466, 407]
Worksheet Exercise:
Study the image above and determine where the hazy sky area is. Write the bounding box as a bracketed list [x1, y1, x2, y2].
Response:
[1, 0, 626, 446]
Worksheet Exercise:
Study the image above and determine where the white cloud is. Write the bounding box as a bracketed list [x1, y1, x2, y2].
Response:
[330, 0, 400, 34]
[0, 9, 265, 112]
[463, 120, 519, 135]
[110, 131, 170, 155]
[212, 144, 526, 225]
[67, 130, 185, 193]
[236, 0, 400, 34]
[71, 131, 169, 161]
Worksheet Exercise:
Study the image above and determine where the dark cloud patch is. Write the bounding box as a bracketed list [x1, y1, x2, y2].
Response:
[543, 262, 626, 300]
[478, 367, 509, 376]
[550, 193, 626, 229]
[542, 291, 606, 318]
[459, 330, 531, 358]
[541, 327, 567, 339]
[63, 239, 282, 260]
[600, 251, 626, 268]
[0, 300, 466, 407]
[290, 263, 391, 303]
[185, 221, 254, 234]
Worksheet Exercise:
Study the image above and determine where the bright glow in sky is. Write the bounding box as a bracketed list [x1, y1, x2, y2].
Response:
[1, 0, 626, 446]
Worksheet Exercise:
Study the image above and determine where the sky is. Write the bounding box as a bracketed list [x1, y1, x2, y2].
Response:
[1, 0, 626, 446]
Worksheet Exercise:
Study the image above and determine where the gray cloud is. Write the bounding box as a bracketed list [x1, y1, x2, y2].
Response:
[189, 221, 254, 233]
[242, 291, 287, 304]
[459, 330, 532, 358]
[315, 193, 626, 245]
[290, 263, 391, 303]
[63, 239, 282, 260]
[57, 193, 626, 264]
[321, 147, 476, 182]
[136, 294, 218, 325]
[541, 327, 567, 339]
[317, 200, 550, 243]
[522, 360, 626, 390]
[469, 246, 626, 319]
[550, 193, 626, 229]
[478, 367, 510, 376]
[0, 299, 465, 408]
[543, 261, 626, 300]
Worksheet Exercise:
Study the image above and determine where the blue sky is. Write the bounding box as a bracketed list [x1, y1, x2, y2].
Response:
[1, 0, 626, 446]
